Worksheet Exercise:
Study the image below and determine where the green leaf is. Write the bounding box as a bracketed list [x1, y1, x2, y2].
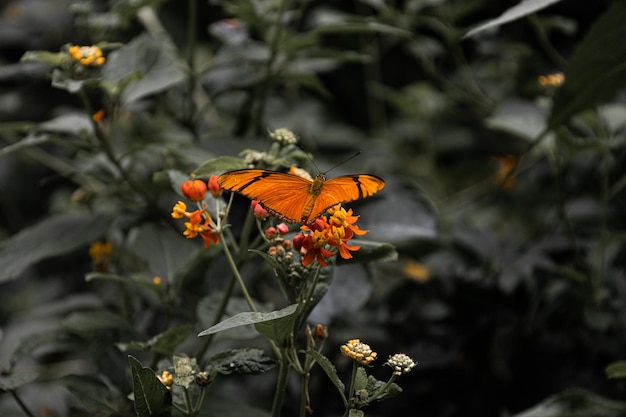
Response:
[128, 223, 199, 283]
[606, 361, 626, 379]
[86, 272, 162, 291]
[50, 68, 87, 93]
[59, 374, 118, 415]
[128, 355, 171, 417]
[463, 0, 563, 38]
[20, 50, 65, 66]
[0, 370, 39, 391]
[206, 348, 277, 375]
[254, 306, 299, 345]
[198, 304, 298, 337]
[0, 134, 50, 157]
[0, 212, 111, 283]
[173, 356, 197, 389]
[340, 240, 398, 264]
[511, 388, 626, 417]
[104, 33, 186, 105]
[306, 350, 346, 403]
[63, 310, 133, 334]
[193, 156, 248, 178]
[548, 1, 626, 129]
[348, 410, 364, 417]
[117, 325, 192, 356]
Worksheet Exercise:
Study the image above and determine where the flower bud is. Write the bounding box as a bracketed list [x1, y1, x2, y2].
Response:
[265, 227, 277, 239]
[276, 223, 289, 235]
[208, 175, 222, 198]
[181, 180, 207, 202]
[251, 200, 268, 220]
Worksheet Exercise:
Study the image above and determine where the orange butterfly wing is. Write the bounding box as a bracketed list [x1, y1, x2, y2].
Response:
[218, 170, 385, 223]
[308, 174, 385, 223]
[218, 169, 315, 223]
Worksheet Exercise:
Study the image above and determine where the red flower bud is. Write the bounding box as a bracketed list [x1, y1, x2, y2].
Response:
[208, 175, 222, 198]
[276, 223, 289, 235]
[181, 179, 207, 202]
[251, 200, 269, 220]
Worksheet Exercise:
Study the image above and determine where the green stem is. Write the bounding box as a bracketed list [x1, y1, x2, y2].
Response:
[299, 370, 311, 417]
[342, 362, 359, 416]
[9, 390, 37, 417]
[220, 231, 257, 312]
[271, 357, 290, 417]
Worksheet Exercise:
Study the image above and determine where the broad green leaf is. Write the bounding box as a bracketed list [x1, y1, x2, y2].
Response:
[59, 374, 117, 415]
[0, 133, 50, 157]
[206, 348, 277, 375]
[511, 388, 626, 417]
[340, 240, 398, 264]
[86, 272, 161, 291]
[104, 33, 185, 105]
[254, 306, 298, 344]
[50, 68, 87, 93]
[117, 325, 192, 356]
[306, 350, 346, 403]
[198, 304, 298, 337]
[548, 1, 626, 129]
[173, 356, 197, 389]
[128, 355, 171, 417]
[193, 156, 248, 178]
[463, 0, 563, 39]
[39, 112, 93, 136]
[128, 223, 199, 283]
[606, 361, 626, 379]
[0, 212, 111, 283]
[348, 410, 364, 417]
[63, 310, 133, 334]
[0, 370, 38, 391]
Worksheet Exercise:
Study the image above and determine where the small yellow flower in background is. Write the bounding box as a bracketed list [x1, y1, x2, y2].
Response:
[270, 128, 298, 145]
[341, 339, 377, 366]
[153, 276, 162, 285]
[89, 241, 113, 272]
[403, 259, 431, 283]
[69, 45, 106, 67]
[157, 370, 173, 389]
[538, 72, 564, 88]
[171, 201, 188, 219]
[386, 353, 416, 376]
[491, 154, 517, 190]
[92, 109, 106, 123]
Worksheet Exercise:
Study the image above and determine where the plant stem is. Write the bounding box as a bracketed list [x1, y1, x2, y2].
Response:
[9, 390, 37, 417]
[271, 357, 290, 417]
[220, 232, 257, 312]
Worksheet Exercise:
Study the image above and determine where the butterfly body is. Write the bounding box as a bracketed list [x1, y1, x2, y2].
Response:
[218, 169, 385, 224]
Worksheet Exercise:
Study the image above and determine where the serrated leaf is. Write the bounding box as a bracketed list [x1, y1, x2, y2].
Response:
[128, 355, 171, 417]
[0, 370, 39, 391]
[548, 1, 626, 128]
[348, 410, 364, 417]
[206, 348, 277, 375]
[198, 304, 297, 337]
[306, 350, 346, 402]
[0, 213, 111, 283]
[193, 156, 248, 178]
[463, 0, 563, 39]
[606, 361, 626, 379]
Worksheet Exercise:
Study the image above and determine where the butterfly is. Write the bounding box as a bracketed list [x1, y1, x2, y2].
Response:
[218, 169, 385, 224]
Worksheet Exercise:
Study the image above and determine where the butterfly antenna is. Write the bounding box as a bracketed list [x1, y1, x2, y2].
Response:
[326, 151, 361, 174]
[298, 144, 323, 174]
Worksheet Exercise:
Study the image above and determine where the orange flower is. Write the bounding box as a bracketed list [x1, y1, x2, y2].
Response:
[181, 179, 207, 202]
[491, 154, 517, 190]
[68, 45, 106, 66]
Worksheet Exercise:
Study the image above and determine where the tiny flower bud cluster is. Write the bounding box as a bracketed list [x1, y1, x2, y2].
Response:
[88, 241, 113, 272]
[270, 128, 298, 145]
[386, 353, 416, 376]
[537, 72, 564, 88]
[69, 45, 106, 67]
[341, 339, 378, 366]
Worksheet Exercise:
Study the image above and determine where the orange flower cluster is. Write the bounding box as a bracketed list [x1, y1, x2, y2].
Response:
[68, 45, 106, 67]
[293, 204, 367, 267]
[171, 176, 222, 248]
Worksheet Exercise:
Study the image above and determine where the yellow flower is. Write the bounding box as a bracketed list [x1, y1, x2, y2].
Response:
[171, 201, 188, 219]
[157, 370, 173, 389]
[69, 45, 106, 67]
[340, 339, 377, 366]
[88, 241, 113, 272]
[538, 72, 564, 88]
